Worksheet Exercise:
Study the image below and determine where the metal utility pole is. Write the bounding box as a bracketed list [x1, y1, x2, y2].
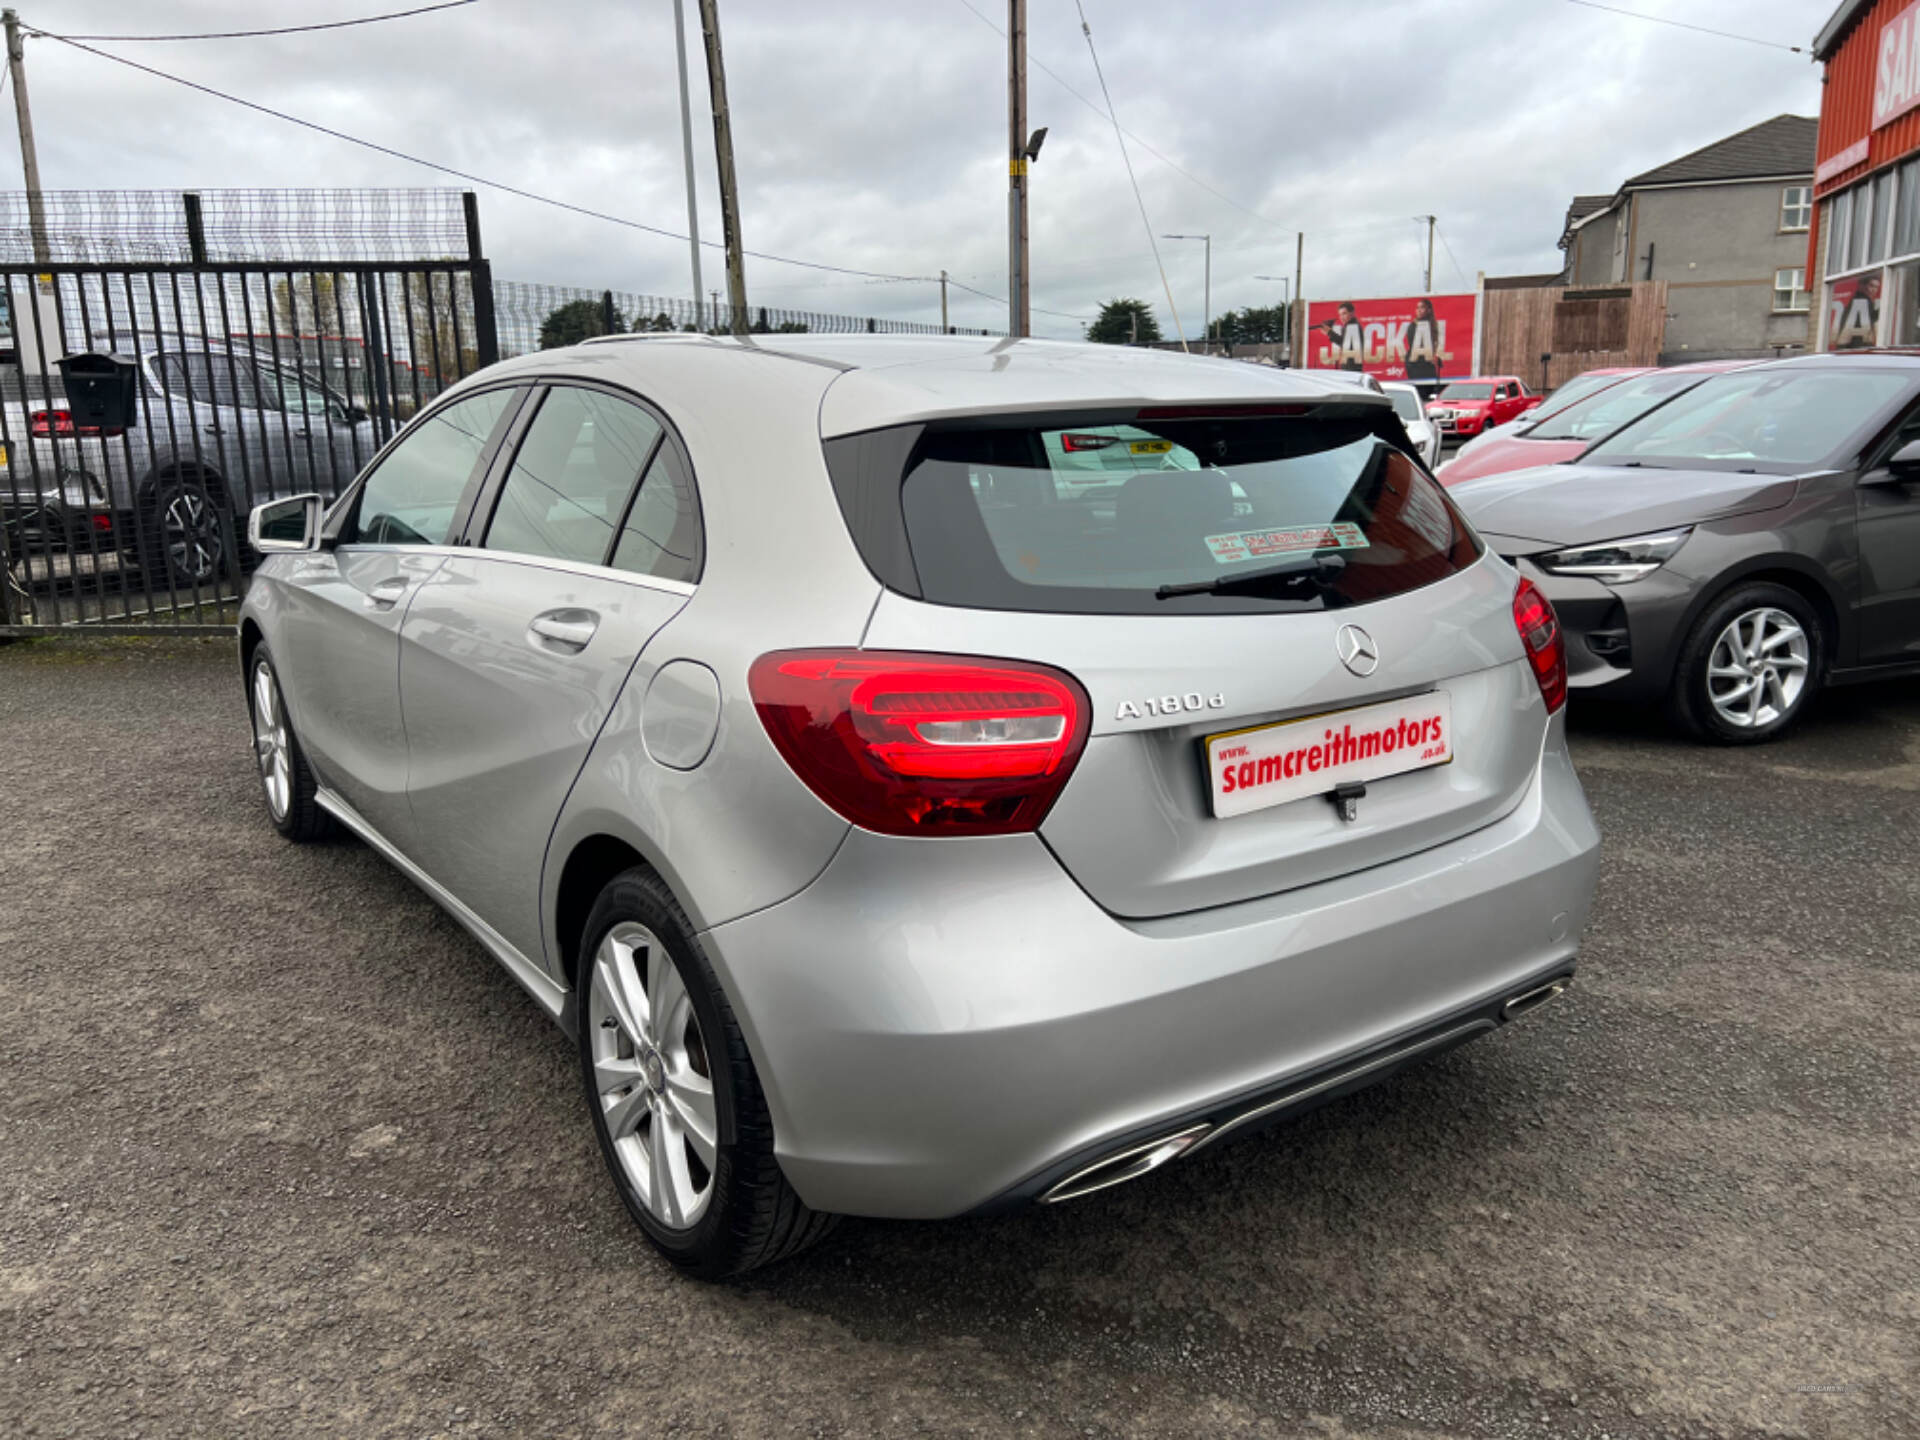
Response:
[1164, 234, 1210, 344]
[1007, 0, 1030, 338]
[1291, 231, 1304, 366]
[3, 9, 47, 265]
[671, 0, 704, 330]
[940, 269, 949, 333]
[695, 0, 748, 335]
[1419, 214, 1436, 292]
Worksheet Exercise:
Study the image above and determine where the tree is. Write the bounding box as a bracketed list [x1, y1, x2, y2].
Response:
[1086, 298, 1161, 345]
[268, 273, 344, 337]
[1208, 304, 1290, 347]
[647, 312, 678, 332]
[539, 297, 624, 350]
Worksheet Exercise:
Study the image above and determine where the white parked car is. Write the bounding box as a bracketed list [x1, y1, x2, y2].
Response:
[1383, 382, 1442, 469]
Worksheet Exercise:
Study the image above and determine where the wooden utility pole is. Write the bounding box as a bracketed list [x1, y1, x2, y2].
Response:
[3, 9, 47, 265]
[940, 269, 949, 333]
[671, 0, 704, 330]
[1007, 0, 1029, 338]
[695, 0, 748, 335]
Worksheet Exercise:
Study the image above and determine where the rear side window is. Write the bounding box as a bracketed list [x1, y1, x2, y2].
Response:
[848, 414, 1480, 615]
[611, 440, 702, 583]
[484, 386, 663, 565]
[352, 388, 515, 546]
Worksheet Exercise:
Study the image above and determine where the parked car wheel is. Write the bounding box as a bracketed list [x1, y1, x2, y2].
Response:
[579, 867, 837, 1279]
[247, 647, 333, 841]
[1668, 582, 1824, 745]
[141, 472, 227, 592]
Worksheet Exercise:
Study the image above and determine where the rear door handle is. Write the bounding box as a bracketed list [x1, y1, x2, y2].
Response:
[528, 608, 599, 653]
[365, 575, 411, 609]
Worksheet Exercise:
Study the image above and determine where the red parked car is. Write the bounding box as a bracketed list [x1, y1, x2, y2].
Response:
[1435, 361, 1755, 486]
[1424, 376, 1542, 440]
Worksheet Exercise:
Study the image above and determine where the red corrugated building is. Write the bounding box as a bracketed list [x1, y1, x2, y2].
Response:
[1810, 0, 1920, 347]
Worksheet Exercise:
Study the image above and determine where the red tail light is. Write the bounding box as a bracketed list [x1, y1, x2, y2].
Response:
[29, 408, 123, 439]
[749, 650, 1091, 836]
[1512, 577, 1567, 714]
[1059, 432, 1117, 452]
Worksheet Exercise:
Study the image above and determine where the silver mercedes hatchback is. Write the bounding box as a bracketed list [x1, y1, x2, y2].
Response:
[238, 335, 1600, 1278]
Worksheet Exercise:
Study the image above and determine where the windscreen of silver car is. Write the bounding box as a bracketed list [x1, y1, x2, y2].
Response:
[1583, 370, 1912, 468]
[1537, 527, 1692, 584]
[897, 418, 1480, 614]
[1525, 371, 1705, 443]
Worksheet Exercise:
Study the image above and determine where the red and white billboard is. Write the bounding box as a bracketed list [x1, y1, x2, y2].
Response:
[1302, 293, 1476, 382]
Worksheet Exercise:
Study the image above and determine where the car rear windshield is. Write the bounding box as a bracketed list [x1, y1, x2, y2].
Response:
[1527, 369, 1712, 442]
[832, 414, 1482, 616]
[1583, 368, 1912, 468]
[1437, 383, 1492, 400]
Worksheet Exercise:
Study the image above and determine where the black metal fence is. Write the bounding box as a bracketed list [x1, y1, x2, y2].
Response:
[494, 279, 996, 356]
[0, 258, 494, 635]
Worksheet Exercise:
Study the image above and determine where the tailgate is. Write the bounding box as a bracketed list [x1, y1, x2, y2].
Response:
[862, 559, 1545, 919]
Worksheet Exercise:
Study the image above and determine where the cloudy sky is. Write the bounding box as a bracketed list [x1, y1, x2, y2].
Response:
[4, 0, 1826, 338]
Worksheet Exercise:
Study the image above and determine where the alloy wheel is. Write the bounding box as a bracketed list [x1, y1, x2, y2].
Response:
[163, 488, 222, 584]
[587, 922, 718, 1229]
[251, 662, 291, 821]
[1706, 606, 1809, 730]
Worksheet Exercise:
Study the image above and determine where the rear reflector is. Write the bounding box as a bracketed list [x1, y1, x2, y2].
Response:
[1512, 577, 1567, 713]
[749, 650, 1091, 836]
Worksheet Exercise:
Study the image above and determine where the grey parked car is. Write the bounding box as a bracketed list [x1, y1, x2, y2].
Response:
[238, 335, 1599, 1277]
[0, 345, 374, 590]
[1450, 353, 1920, 743]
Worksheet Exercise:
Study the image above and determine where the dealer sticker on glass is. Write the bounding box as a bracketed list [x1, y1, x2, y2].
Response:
[1205, 522, 1369, 566]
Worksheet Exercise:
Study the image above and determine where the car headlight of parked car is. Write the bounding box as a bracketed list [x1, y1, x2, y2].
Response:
[1537, 527, 1693, 584]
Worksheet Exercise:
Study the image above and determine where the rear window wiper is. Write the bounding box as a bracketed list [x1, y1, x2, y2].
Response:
[1155, 552, 1349, 600]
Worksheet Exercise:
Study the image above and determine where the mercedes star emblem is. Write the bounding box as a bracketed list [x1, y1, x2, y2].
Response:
[1336, 624, 1379, 677]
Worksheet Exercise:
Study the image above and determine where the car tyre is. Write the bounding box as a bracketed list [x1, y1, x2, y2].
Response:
[140, 471, 228, 593]
[1667, 581, 1825, 745]
[578, 867, 837, 1279]
[248, 646, 333, 840]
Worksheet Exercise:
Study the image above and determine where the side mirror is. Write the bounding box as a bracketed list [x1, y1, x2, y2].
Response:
[1888, 438, 1920, 477]
[248, 493, 323, 552]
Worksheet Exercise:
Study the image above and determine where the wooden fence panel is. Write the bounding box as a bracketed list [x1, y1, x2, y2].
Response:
[1480, 281, 1667, 389]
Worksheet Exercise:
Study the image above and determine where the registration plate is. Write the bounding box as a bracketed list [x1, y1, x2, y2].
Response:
[1204, 692, 1453, 819]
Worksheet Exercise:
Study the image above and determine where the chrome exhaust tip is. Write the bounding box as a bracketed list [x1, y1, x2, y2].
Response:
[1038, 1123, 1211, 1205]
[1502, 975, 1571, 1021]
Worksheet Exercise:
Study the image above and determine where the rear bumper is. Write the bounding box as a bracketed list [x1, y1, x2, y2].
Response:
[701, 713, 1600, 1219]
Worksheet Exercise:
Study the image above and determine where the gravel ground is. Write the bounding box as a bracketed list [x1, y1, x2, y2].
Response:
[1, 636, 1914, 1439]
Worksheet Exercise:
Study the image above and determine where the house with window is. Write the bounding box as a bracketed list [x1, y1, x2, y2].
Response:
[1557, 114, 1818, 361]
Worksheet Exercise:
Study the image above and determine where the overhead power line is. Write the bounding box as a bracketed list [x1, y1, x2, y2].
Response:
[26, 25, 1090, 322]
[1071, 0, 1186, 348]
[42, 1, 481, 43]
[955, 0, 1408, 245]
[1433, 224, 1471, 291]
[1560, 0, 1803, 54]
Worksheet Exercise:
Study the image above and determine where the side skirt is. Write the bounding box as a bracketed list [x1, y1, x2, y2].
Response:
[315, 787, 570, 1023]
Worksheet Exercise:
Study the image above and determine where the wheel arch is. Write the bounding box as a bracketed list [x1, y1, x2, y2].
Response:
[1666, 554, 1851, 683]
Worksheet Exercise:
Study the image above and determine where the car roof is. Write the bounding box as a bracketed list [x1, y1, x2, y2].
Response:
[536, 333, 1388, 437]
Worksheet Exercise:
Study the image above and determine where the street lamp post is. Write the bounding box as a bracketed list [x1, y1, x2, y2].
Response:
[1163, 233, 1210, 345]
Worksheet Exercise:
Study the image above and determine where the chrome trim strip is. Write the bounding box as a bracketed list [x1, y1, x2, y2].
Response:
[333, 544, 697, 598]
[315, 788, 569, 1020]
[1185, 1018, 1496, 1156]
